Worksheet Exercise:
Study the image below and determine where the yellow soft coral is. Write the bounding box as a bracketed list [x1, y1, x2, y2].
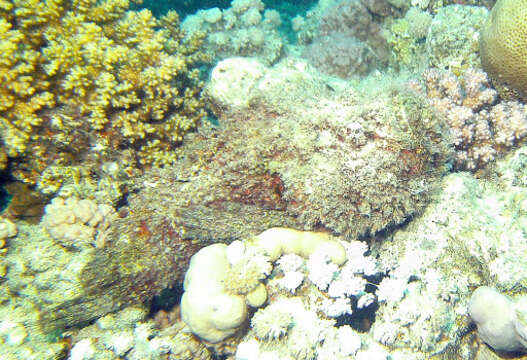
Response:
[388, 19, 417, 68]
[0, 13, 54, 157]
[480, 0, 527, 98]
[0, 0, 208, 185]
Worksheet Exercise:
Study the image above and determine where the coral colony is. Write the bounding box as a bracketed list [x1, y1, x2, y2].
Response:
[1, 0, 527, 359]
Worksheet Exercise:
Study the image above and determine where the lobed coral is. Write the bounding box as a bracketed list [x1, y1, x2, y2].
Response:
[180, 228, 347, 343]
[421, 68, 527, 170]
[42, 196, 116, 249]
[0, 0, 209, 186]
[180, 228, 377, 359]
[181, 0, 283, 65]
[469, 286, 527, 353]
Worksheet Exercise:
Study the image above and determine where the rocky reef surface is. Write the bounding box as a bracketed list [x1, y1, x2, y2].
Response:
[1, 0, 527, 359]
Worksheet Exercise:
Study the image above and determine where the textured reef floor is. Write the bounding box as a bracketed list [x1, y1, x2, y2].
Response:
[2, 0, 527, 359]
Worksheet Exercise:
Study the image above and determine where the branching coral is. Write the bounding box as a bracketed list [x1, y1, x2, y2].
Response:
[421, 68, 527, 170]
[0, 0, 209, 185]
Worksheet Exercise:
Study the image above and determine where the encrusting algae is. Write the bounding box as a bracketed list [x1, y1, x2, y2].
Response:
[0, 0, 209, 185]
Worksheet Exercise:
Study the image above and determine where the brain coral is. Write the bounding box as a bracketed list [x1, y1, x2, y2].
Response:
[480, 0, 527, 97]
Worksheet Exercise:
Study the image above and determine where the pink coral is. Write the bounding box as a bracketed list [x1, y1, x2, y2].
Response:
[421, 68, 527, 170]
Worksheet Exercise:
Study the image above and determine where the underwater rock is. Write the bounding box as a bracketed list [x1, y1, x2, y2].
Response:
[126, 57, 452, 243]
[1, 195, 201, 336]
[371, 145, 527, 356]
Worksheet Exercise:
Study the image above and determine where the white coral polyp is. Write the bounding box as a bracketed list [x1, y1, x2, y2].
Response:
[251, 301, 293, 340]
[277, 271, 304, 293]
[307, 250, 339, 291]
[376, 277, 408, 303]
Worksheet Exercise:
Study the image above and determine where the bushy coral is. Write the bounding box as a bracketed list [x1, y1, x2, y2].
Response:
[480, 0, 527, 98]
[181, 0, 283, 65]
[421, 68, 527, 170]
[69, 306, 212, 360]
[221, 231, 378, 360]
[370, 147, 527, 356]
[0, 0, 209, 185]
[251, 301, 294, 340]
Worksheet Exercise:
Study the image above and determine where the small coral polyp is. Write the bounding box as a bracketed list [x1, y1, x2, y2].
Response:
[0, 0, 209, 185]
